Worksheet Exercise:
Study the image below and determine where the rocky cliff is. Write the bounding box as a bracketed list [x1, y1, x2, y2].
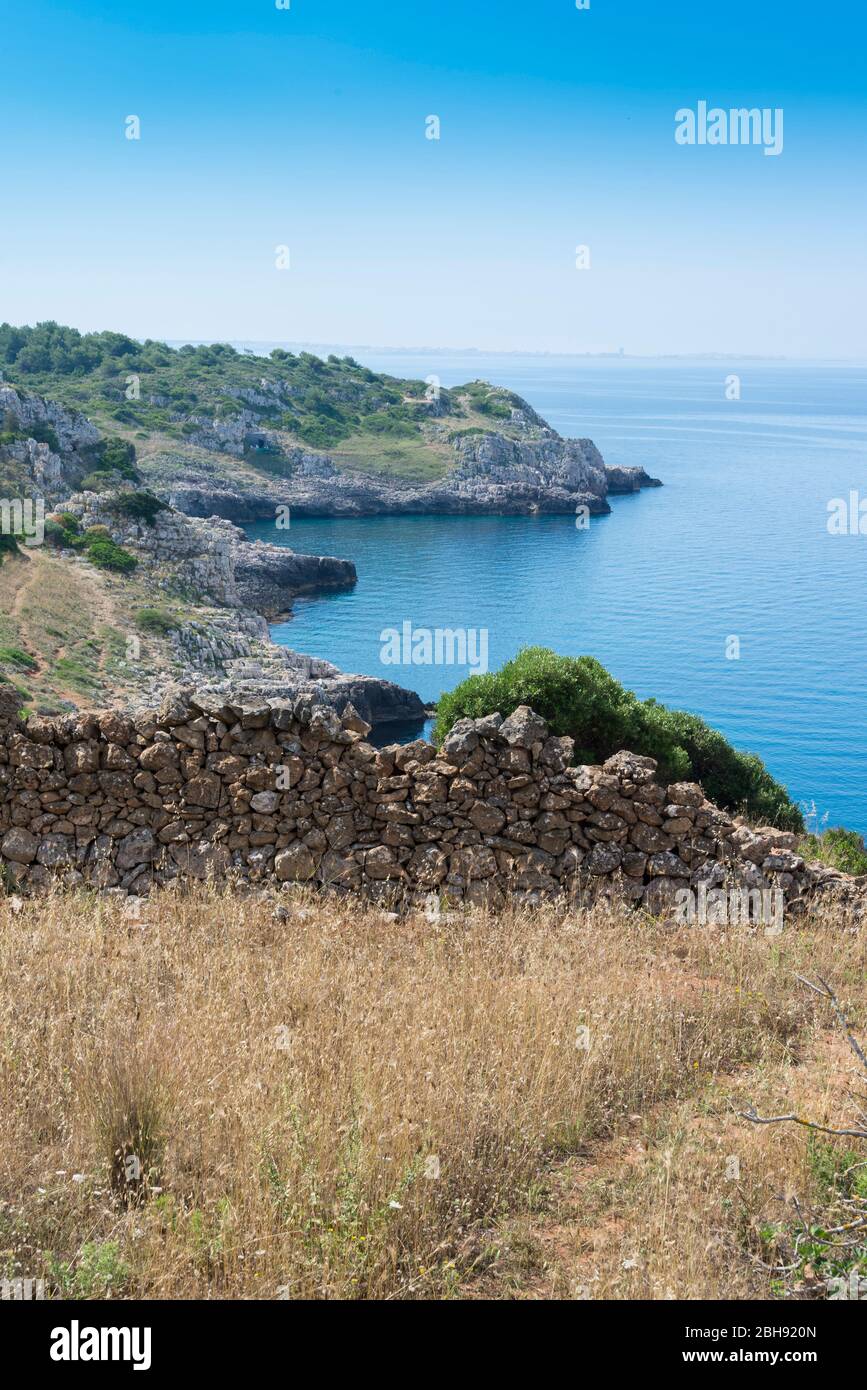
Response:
[61, 493, 357, 616]
[51, 491, 425, 725]
[231, 541, 358, 616]
[0, 384, 101, 501]
[143, 424, 661, 522]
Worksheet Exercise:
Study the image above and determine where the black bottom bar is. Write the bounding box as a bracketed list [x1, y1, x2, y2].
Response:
[4, 1297, 856, 1376]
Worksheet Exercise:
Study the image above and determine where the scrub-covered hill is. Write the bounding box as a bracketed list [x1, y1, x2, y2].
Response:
[0, 321, 660, 519]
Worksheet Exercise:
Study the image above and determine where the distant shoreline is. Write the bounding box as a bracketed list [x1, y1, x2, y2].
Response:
[168, 340, 812, 363]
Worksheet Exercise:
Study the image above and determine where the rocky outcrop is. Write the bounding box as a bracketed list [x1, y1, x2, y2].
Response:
[231, 541, 356, 616]
[60, 492, 357, 614]
[142, 428, 661, 522]
[604, 464, 663, 494]
[159, 656, 428, 727]
[0, 386, 101, 502]
[0, 699, 853, 916]
[62, 493, 243, 604]
[49, 490, 424, 725]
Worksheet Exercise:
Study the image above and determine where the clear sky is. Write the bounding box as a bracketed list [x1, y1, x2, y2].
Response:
[1, 0, 864, 355]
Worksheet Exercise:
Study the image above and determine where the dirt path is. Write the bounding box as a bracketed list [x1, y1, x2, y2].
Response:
[2, 549, 128, 707]
[5, 552, 43, 671]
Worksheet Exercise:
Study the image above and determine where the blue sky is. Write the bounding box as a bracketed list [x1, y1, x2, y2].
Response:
[1, 0, 864, 354]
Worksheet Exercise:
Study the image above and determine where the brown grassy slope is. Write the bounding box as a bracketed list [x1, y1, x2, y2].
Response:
[0, 546, 182, 716]
[0, 886, 863, 1300]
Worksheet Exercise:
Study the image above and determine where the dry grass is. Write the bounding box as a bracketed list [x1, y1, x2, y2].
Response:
[0, 885, 863, 1300]
[0, 548, 145, 713]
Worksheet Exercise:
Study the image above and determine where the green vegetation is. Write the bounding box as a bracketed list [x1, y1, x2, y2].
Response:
[44, 514, 81, 549]
[85, 536, 137, 574]
[135, 607, 179, 636]
[0, 533, 20, 564]
[108, 491, 169, 526]
[0, 646, 37, 672]
[762, 1136, 867, 1294]
[0, 322, 532, 483]
[0, 322, 440, 436]
[94, 435, 137, 478]
[434, 647, 803, 830]
[46, 517, 138, 572]
[76, 437, 138, 491]
[49, 1241, 131, 1300]
[799, 825, 867, 876]
[461, 381, 521, 419]
[77, 473, 111, 492]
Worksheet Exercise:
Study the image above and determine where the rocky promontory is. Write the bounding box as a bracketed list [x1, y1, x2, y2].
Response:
[60, 493, 356, 614]
[0, 340, 664, 735]
[143, 422, 661, 523]
[231, 541, 357, 618]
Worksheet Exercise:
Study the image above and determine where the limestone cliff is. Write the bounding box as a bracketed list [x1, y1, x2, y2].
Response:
[0, 384, 101, 501]
[142, 413, 662, 522]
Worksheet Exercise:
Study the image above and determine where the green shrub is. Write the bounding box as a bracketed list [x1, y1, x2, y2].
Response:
[0, 646, 37, 671]
[82, 435, 138, 482]
[459, 381, 518, 419]
[78, 471, 114, 493]
[433, 647, 803, 830]
[0, 533, 20, 562]
[799, 826, 867, 876]
[0, 422, 60, 452]
[85, 536, 137, 573]
[293, 415, 351, 449]
[49, 1240, 131, 1299]
[135, 607, 178, 636]
[476, 396, 512, 419]
[30, 422, 60, 452]
[110, 491, 168, 526]
[359, 412, 418, 438]
[44, 518, 84, 549]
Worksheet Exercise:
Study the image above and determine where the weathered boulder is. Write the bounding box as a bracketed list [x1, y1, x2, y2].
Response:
[275, 844, 318, 882]
[499, 706, 548, 749]
[1, 827, 38, 864]
[36, 835, 74, 868]
[116, 828, 158, 872]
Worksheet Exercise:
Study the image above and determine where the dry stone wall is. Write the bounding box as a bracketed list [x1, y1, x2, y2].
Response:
[0, 692, 853, 913]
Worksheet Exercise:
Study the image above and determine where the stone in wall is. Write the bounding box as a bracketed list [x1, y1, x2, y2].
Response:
[0, 697, 856, 917]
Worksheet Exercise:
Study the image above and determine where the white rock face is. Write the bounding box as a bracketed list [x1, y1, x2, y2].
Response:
[0, 386, 101, 501]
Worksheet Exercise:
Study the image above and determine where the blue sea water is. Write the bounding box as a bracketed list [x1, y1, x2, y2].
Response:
[246, 355, 867, 833]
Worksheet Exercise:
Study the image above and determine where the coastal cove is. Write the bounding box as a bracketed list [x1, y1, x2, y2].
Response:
[248, 356, 867, 834]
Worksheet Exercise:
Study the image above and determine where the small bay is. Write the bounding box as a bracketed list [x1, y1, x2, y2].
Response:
[246, 355, 867, 832]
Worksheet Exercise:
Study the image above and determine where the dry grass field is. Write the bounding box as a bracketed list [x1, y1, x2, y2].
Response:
[0, 884, 864, 1300]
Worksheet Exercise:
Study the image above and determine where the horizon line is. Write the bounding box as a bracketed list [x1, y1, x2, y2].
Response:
[165, 339, 867, 365]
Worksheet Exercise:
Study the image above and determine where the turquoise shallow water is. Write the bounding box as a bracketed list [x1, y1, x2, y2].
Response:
[246, 356, 867, 833]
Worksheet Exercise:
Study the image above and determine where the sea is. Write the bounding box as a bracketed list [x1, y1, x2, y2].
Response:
[244, 354, 867, 833]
